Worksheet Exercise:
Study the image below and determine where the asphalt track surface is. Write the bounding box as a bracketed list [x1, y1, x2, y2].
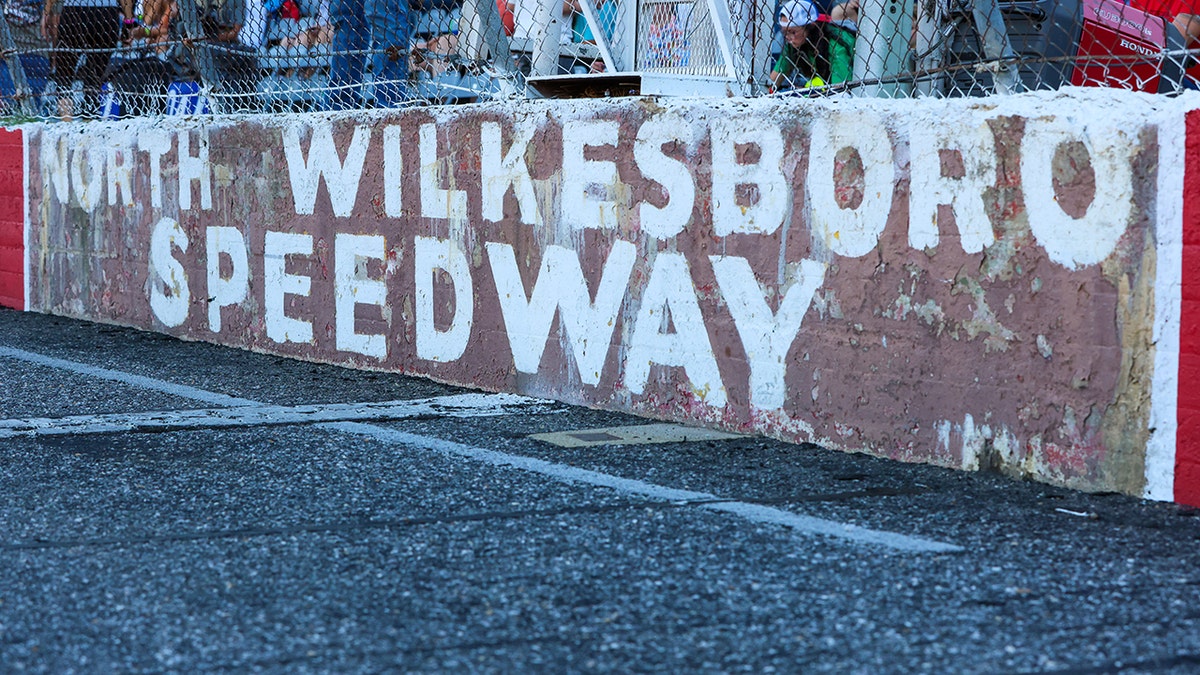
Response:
[1, 309, 1199, 673]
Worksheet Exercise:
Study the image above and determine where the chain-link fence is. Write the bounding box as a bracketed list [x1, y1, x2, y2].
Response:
[0, 0, 1196, 118]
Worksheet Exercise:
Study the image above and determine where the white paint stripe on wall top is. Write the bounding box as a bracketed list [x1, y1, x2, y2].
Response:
[1145, 110, 1185, 502]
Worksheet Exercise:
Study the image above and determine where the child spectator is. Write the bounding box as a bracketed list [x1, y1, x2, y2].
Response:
[769, 0, 855, 91]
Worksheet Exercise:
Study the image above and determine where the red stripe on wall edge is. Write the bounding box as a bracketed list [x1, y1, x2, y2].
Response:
[1177, 109, 1200, 507]
[0, 127, 23, 311]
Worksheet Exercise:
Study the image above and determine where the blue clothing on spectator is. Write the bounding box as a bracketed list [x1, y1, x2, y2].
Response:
[329, 0, 409, 108]
[571, 0, 616, 42]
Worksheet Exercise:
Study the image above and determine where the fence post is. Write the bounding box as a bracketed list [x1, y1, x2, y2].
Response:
[531, 0, 564, 76]
[853, 0, 914, 97]
[614, 0, 636, 70]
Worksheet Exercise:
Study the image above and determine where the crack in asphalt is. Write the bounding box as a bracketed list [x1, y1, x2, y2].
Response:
[1026, 652, 1200, 675]
[217, 633, 579, 671]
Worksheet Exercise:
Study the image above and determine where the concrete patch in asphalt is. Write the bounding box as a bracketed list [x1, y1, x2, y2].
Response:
[530, 423, 743, 448]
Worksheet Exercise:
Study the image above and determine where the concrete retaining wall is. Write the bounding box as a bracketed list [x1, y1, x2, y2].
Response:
[3, 90, 1198, 504]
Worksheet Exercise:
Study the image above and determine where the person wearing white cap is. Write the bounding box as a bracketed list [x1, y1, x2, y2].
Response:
[769, 0, 856, 91]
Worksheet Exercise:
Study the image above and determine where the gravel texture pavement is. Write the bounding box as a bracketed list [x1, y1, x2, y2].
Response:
[1, 308, 1198, 673]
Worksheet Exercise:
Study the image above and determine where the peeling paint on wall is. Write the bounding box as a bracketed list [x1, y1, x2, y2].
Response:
[17, 89, 1200, 500]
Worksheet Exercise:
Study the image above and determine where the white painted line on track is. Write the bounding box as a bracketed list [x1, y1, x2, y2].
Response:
[0, 345, 260, 407]
[326, 422, 965, 554]
[1, 346, 964, 554]
[0, 393, 557, 438]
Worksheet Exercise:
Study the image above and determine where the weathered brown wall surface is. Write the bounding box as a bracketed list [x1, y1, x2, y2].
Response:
[25, 91, 1189, 496]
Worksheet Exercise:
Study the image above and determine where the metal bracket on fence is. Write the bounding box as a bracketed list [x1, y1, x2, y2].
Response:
[972, 58, 1018, 73]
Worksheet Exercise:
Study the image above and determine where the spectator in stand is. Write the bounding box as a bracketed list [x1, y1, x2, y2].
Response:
[42, 0, 133, 118]
[275, 0, 332, 48]
[506, 0, 583, 72]
[267, 0, 332, 79]
[126, 0, 174, 53]
[769, 0, 855, 91]
[2, 0, 53, 114]
[829, 0, 857, 28]
[327, 0, 407, 108]
[189, 0, 260, 105]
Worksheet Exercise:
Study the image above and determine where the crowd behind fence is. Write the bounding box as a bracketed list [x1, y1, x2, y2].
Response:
[0, 0, 1196, 119]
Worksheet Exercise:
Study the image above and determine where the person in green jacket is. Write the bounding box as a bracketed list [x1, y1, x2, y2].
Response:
[770, 0, 856, 91]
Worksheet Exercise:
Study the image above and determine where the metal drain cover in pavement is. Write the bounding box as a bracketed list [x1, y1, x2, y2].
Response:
[530, 423, 742, 448]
